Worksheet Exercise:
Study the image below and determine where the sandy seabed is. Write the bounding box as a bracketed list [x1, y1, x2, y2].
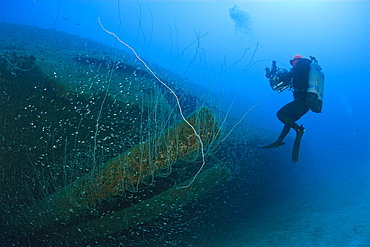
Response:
[213, 163, 370, 247]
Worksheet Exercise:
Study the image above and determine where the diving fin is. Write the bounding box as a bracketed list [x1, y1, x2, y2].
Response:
[292, 125, 305, 163]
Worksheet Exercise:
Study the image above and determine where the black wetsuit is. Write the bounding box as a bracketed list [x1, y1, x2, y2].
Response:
[260, 57, 311, 162]
[277, 58, 311, 129]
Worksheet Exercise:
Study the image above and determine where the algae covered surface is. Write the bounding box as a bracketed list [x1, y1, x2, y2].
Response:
[0, 23, 275, 246]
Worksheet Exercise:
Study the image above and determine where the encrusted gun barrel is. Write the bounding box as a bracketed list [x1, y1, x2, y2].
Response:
[13, 107, 220, 234]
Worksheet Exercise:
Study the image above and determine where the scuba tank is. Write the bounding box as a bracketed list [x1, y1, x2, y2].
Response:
[306, 56, 324, 113]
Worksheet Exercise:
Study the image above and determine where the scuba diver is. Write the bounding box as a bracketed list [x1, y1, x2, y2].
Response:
[260, 55, 324, 162]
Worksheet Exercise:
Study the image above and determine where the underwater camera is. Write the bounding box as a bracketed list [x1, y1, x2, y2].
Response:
[265, 61, 289, 93]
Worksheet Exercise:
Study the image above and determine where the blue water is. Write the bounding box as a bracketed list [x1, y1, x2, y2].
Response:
[1, 1, 370, 246]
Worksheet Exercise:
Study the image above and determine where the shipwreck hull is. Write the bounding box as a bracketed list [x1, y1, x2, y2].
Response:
[0, 23, 278, 246]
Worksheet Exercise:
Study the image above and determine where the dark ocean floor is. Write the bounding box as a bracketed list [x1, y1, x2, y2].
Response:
[208, 156, 370, 247]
